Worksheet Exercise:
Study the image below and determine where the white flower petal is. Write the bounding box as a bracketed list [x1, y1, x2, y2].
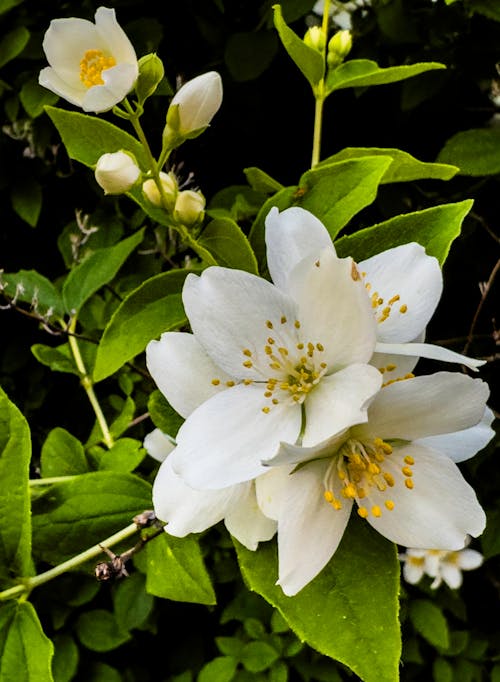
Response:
[255, 466, 294, 520]
[273, 460, 352, 596]
[42, 18, 99, 82]
[143, 428, 175, 462]
[456, 548, 483, 570]
[94, 7, 138, 64]
[362, 444, 486, 549]
[182, 268, 299, 380]
[153, 458, 237, 535]
[82, 63, 138, 112]
[263, 430, 348, 468]
[374, 341, 485, 371]
[225, 480, 276, 550]
[360, 243, 442, 343]
[38, 67, 85, 107]
[146, 332, 232, 419]
[287, 249, 377, 369]
[170, 384, 302, 488]
[302, 364, 382, 446]
[265, 206, 334, 290]
[440, 563, 463, 589]
[358, 372, 490, 442]
[402, 561, 425, 585]
[416, 407, 495, 463]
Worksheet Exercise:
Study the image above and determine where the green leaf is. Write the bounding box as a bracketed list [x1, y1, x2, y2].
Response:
[31, 344, 77, 375]
[11, 177, 42, 227]
[273, 5, 324, 89]
[40, 427, 89, 477]
[326, 59, 445, 95]
[225, 31, 278, 81]
[112, 572, 155, 631]
[198, 656, 238, 682]
[89, 438, 145, 473]
[52, 634, 79, 682]
[437, 128, 500, 176]
[492, 663, 500, 682]
[409, 600, 449, 649]
[85, 663, 122, 682]
[0, 602, 54, 682]
[0, 388, 32, 584]
[469, 0, 500, 21]
[148, 390, 184, 437]
[248, 187, 298, 272]
[236, 517, 400, 682]
[62, 228, 145, 313]
[216, 636, 245, 657]
[241, 641, 280, 672]
[198, 218, 259, 273]
[433, 658, 454, 682]
[335, 200, 473, 266]
[1, 269, 64, 317]
[298, 156, 393, 239]
[244, 167, 285, 194]
[31, 472, 151, 564]
[320, 148, 458, 183]
[0, 26, 29, 68]
[93, 269, 192, 382]
[75, 609, 131, 652]
[45, 106, 148, 169]
[20, 79, 58, 118]
[0, 0, 23, 16]
[139, 532, 216, 605]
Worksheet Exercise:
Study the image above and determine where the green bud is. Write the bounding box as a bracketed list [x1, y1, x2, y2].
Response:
[142, 171, 178, 211]
[327, 30, 352, 69]
[303, 26, 325, 52]
[135, 53, 165, 104]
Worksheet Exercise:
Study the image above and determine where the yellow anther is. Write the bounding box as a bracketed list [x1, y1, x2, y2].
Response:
[382, 306, 391, 317]
[388, 295, 400, 305]
[357, 487, 366, 499]
[357, 506, 369, 518]
[79, 49, 116, 88]
[386, 364, 396, 372]
[351, 262, 360, 281]
[324, 491, 334, 503]
[243, 379, 253, 385]
[267, 337, 275, 345]
[402, 466, 413, 477]
[278, 347, 289, 356]
[368, 462, 381, 474]
[226, 380, 235, 387]
[264, 391, 273, 398]
[272, 399, 279, 405]
[211, 379, 220, 386]
[365, 282, 372, 291]
[371, 292, 380, 308]
[404, 455, 415, 465]
[296, 343, 304, 350]
[294, 320, 301, 329]
[266, 320, 273, 329]
[316, 343, 324, 352]
[265, 346, 272, 355]
[242, 360, 253, 368]
[270, 362, 281, 370]
[343, 483, 357, 499]
[379, 367, 386, 374]
[385, 500, 395, 511]
[383, 473, 395, 487]
[405, 478, 414, 490]
[320, 362, 327, 369]
[262, 406, 270, 414]
[372, 505, 382, 518]
[242, 349, 252, 357]
[280, 315, 287, 324]
[399, 304, 408, 314]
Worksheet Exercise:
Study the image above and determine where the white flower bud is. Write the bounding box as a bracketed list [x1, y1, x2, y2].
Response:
[94, 151, 140, 195]
[327, 30, 353, 69]
[174, 190, 205, 226]
[167, 71, 223, 138]
[304, 26, 325, 52]
[142, 171, 178, 210]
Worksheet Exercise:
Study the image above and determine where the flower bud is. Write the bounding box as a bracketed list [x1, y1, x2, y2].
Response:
[94, 151, 140, 195]
[174, 189, 205, 226]
[142, 171, 178, 210]
[136, 53, 165, 104]
[327, 30, 353, 69]
[165, 71, 223, 141]
[304, 26, 325, 52]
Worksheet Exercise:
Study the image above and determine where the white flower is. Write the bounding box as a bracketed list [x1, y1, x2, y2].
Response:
[399, 545, 484, 589]
[174, 189, 205, 226]
[266, 207, 484, 378]
[39, 7, 138, 113]
[94, 151, 140, 194]
[146, 239, 383, 490]
[143, 428, 175, 463]
[167, 71, 223, 137]
[257, 372, 489, 595]
[312, 0, 368, 30]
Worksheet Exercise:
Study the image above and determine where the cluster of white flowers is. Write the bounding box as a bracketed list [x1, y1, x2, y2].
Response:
[145, 206, 493, 596]
[399, 544, 484, 589]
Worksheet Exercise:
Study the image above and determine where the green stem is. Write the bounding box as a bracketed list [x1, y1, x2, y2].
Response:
[0, 523, 138, 602]
[29, 476, 78, 486]
[311, 0, 331, 168]
[68, 317, 114, 449]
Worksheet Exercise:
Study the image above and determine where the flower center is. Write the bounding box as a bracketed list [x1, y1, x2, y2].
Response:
[323, 437, 415, 518]
[80, 49, 116, 88]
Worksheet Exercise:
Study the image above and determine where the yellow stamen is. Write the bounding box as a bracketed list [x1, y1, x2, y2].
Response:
[357, 506, 369, 518]
[80, 49, 116, 88]
[211, 379, 220, 386]
[385, 500, 395, 510]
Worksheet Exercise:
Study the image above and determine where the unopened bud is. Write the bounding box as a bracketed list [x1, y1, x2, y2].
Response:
[94, 151, 140, 195]
[327, 30, 352, 69]
[304, 26, 325, 52]
[164, 71, 223, 143]
[136, 53, 165, 103]
[142, 171, 178, 210]
[174, 189, 205, 226]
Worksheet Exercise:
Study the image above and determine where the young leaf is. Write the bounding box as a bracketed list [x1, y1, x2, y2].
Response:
[40, 427, 89, 478]
[11, 178, 42, 228]
[409, 600, 450, 649]
[20, 79, 58, 118]
[0, 26, 29, 68]
[112, 572, 155, 631]
[0, 601, 54, 681]
[45, 106, 148, 169]
[31, 343, 78, 375]
[62, 228, 145, 313]
[198, 656, 238, 682]
[93, 269, 193, 382]
[31, 471, 151, 564]
[437, 128, 500, 176]
[235, 517, 401, 682]
[334, 200, 473, 265]
[273, 4, 324, 89]
[0, 388, 32, 584]
[138, 532, 216, 605]
[52, 633, 79, 682]
[1, 269, 64, 317]
[319, 147, 458, 183]
[326, 59, 445, 95]
[198, 218, 259, 273]
[240, 641, 280, 672]
[75, 610, 131, 652]
[89, 438, 145, 473]
[244, 167, 285, 194]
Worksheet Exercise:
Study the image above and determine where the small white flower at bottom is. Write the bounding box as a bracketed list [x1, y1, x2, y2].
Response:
[399, 545, 483, 589]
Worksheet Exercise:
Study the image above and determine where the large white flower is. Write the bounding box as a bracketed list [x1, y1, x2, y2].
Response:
[147, 246, 383, 490]
[257, 372, 489, 595]
[265, 207, 484, 379]
[39, 7, 138, 113]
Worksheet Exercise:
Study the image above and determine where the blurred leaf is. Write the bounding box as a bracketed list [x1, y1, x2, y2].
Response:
[321, 148, 458, 183]
[198, 218, 258, 273]
[93, 269, 192, 382]
[0, 0, 23, 15]
[0, 388, 32, 585]
[236, 517, 400, 682]
[0, 26, 29, 68]
[335, 200, 473, 266]
[225, 31, 278, 81]
[281, 0, 316, 22]
[20, 79, 58, 118]
[75, 609, 131, 652]
[32, 472, 151, 563]
[148, 390, 184, 437]
[273, 4, 324, 89]
[244, 167, 284, 194]
[85, 663, 122, 682]
[433, 658, 454, 682]
[11, 177, 42, 227]
[216, 636, 244, 657]
[112, 572, 154, 631]
[40, 427, 89, 477]
[241, 641, 280, 672]
[409, 600, 449, 649]
[437, 128, 500, 176]
[326, 60, 445, 95]
[138, 532, 216, 605]
[62, 228, 145, 313]
[52, 634, 79, 682]
[469, 0, 500, 20]
[198, 656, 238, 682]
[1, 269, 64, 316]
[0, 601, 54, 681]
